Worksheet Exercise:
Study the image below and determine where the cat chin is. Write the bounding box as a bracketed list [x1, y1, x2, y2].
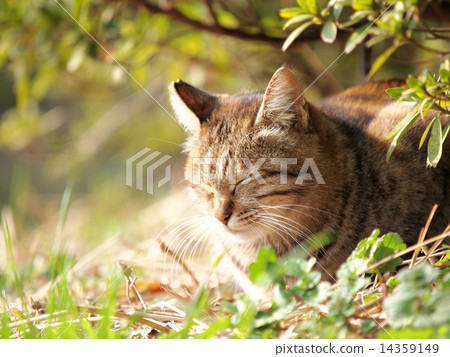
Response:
[208, 217, 265, 244]
[215, 225, 264, 245]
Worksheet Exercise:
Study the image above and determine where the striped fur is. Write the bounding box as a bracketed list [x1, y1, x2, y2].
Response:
[169, 66, 450, 290]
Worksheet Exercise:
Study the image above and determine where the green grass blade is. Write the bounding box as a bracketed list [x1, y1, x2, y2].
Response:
[1, 215, 27, 311]
[49, 181, 74, 281]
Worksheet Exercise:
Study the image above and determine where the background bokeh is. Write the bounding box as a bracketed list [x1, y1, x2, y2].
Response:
[0, 0, 447, 285]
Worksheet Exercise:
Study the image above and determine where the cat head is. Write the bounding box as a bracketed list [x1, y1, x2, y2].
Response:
[169, 66, 328, 251]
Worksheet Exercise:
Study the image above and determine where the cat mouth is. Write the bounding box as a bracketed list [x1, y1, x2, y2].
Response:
[217, 224, 266, 244]
[222, 225, 241, 234]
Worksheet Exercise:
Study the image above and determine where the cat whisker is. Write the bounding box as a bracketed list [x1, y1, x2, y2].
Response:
[258, 212, 342, 270]
[255, 217, 301, 253]
[158, 216, 208, 279]
[259, 212, 313, 236]
[258, 214, 309, 241]
[185, 229, 210, 271]
[250, 197, 311, 251]
[168, 223, 209, 280]
[259, 204, 342, 219]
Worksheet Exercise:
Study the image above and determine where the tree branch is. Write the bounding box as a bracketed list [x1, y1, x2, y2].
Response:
[202, 0, 218, 26]
[115, 0, 323, 45]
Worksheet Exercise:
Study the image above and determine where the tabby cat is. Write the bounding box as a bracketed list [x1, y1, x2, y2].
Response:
[169, 66, 450, 290]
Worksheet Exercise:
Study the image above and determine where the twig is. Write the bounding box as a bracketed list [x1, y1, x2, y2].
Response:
[410, 204, 437, 267]
[202, 0, 217, 26]
[30, 301, 171, 333]
[117, 261, 148, 310]
[401, 250, 447, 265]
[405, 36, 450, 55]
[423, 224, 450, 263]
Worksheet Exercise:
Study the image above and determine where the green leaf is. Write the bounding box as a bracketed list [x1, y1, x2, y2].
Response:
[365, 34, 392, 48]
[320, 8, 330, 17]
[385, 87, 406, 100]
[419, 117, 436, 149]
[248, 247, 284, 287]
[399, 88, 421, 102]
[367, 43, 400, 79]
[344, 230, 405, 275]
[282, 20, 314, 51]
[216, 11, 239, 29]
[439, 68, 450, 83]
[385, 108, 420, 162]
[16, 70, 30, 112]
[301, 0, 319, 15]
[302, 230, 336, 255]
[385, 106, 420, 141]
[321, 21, 337, 44]
[378, 327, 446, 339]
[427, 117, 444, 168]
[282, 14, 315, 30]
[425, 71, 437, 87]
[442, 123, 450, 142]
[301, 281, 330, 306]
[372, 233, 406, 274]
[333, 4, 343, 20]
[279, 8, 304, 18]
[406, 76, 424, 91]
[352, 0, 375, 11]
[197, 317, 231, 338]
[384, 264, 449, 330]
[284, 257, 316, 277]
[344, 23, 371, 54]
[340, 10, 372, 27]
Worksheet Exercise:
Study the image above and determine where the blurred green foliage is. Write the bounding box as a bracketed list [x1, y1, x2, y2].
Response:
[0, 0, 448, 286]
[386, 60, 450, 167]
[0, 0, 449, 339]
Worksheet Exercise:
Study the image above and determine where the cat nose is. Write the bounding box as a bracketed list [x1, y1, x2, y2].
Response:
[215, 212, 231, 225]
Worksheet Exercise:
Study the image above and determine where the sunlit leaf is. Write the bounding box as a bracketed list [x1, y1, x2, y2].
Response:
[427, 117, 443, 168]
[333, 4, 343, 20]
[352, 0, 375, 11]
[282, 20, 314, 51]
[345, 23, 371, 53]
[248, 247, 284, 287]
[386, 109, 420, 162]
[279, 8, 305, 18]
[406, 76, 424, 91]
[282, 14, 315, 30]
[386, 87, 405, 100]
[365, 34, 392, 47]
[321, 21, 337, 43]
[440, 68, 450, 83]
[301, 0, 319, 15]
[385, 105, 420, 141]
[419, 116, 436, 149]
[340, 10, 372, 27]
[367, 43, 400, 79]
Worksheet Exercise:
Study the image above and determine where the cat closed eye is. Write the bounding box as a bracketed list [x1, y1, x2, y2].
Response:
[231, 177, 253, 194]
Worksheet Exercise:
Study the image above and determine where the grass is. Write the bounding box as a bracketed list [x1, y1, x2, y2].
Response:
[1, 188, 449, 339]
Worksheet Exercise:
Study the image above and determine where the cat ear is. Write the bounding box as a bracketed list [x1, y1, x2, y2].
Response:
[255, 66, 308, 131]
[169, 80, 217, 134]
